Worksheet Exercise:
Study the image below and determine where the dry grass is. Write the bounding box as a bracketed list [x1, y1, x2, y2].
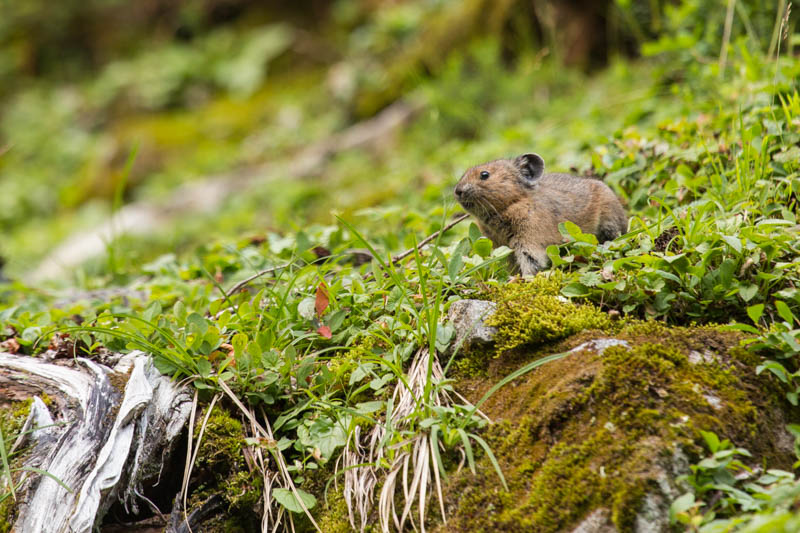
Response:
[343, 347, 452, 533]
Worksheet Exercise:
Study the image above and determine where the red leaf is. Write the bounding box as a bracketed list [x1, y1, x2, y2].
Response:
[315, 283, 329, 317]
[317, 325, 332, 339]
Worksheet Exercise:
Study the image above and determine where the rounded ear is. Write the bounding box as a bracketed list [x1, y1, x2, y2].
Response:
[514, 153, 545, 182]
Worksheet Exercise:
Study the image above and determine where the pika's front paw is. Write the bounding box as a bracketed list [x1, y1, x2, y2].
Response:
[514, 248, 548, 277]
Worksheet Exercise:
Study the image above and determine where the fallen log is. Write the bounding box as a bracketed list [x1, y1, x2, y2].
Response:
[0, 351, 192, 533]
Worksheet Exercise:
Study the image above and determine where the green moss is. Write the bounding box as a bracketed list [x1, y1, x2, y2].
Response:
[223, 471, 263, 511]
[452, 346, 493, 378]
[0, 495, 13, 533]
[313, 489, 357, 533]
[194, 408, 245, 474]
[0, 398, 36, 533]
[486, 275, 613, 354]
[188, 407, 262, 530]
[437, 323, 797, 532]
[508, 434, 612, 529]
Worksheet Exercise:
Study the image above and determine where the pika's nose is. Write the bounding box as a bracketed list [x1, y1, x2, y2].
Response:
[455, 183, 470, 197]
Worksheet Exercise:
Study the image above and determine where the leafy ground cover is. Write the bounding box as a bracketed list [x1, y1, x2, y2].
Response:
[2, 1, 800, 531]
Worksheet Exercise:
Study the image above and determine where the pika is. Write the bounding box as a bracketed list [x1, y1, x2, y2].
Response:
[454, 153, 627, 276]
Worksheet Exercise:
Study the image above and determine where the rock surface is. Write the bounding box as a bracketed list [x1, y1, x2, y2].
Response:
[448, 299, 498, 351]
[435, 307, 798, 533]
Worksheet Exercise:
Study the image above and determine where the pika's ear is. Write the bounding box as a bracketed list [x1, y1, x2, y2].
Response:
[514, 153, 545, 182]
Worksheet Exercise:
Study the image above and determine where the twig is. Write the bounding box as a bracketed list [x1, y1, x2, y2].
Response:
[390, 213, 470, 265]
[229, 213, 470, 291]
[227, 263, 292, 294]
[362, 213, 470, 283]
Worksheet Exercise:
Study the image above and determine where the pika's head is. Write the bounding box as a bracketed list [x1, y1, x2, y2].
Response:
[454, 153, 545, 217]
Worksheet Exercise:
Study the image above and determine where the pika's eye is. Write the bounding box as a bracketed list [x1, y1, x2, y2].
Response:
[479, 171, 490, 180]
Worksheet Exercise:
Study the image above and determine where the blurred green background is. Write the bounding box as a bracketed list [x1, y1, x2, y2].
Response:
[0, 0, 795, 283]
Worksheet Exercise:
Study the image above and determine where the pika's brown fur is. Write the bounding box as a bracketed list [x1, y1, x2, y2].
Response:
[454, 153, 627, 276]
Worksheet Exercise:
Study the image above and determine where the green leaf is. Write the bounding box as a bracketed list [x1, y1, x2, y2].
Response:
[295, 231, 312, 253]
[153, 357, 179, 375]
[558, 221, 598, 244]
[756, 218, 794, 227]
[272, 488, 316, 513]
[717, 259, 735, 289]
[186, 312, 208, 335]
[756, 361, 789, 384]
[195, 359, 212, 378]
[721, 235, 742, 254]
[787, 391, 798, 406]
[738, 284, 758, 302]
[369, 374, 392, 391]
[669, 492, 696, 524]
[232, 332, 248, 357]
[435, 323, 455, 352]
[297, 297, 316, 320]
[349, 363, 374, 385]
[457, 428, 475, 474]
[473, 237, 493, 258]
[355, 401, 384, 414]
[775, 300, 795, 325]
[468, 223, 482, 242]
[469, 433, 508, 491]
[775, 145, 800, 164]
[430, 427, 446, 478]
[142, 301, 162, 324]
[327, 310, 347, 332]
[720, 323, 759, 334]
[701, 430, 721, 453]
[579, 271, 602, 287]
[261, 349, 279, 369]
[546, 244, 567, 266]
[746, 303, 764, 325]
[173, 300, 187, 321]
[558, 221, 580, 240]
[21, 327, 41, 343]
[654, 270, 681, 283]
[448, 249, 464, 281]
[419, 418, 437, 429]
[304, 416, 347, 459]
[561, 283, 589, 297]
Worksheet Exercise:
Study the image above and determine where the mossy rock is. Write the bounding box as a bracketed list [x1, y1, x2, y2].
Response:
[485, 275, 613, 354]
[437, 322, 798, 532]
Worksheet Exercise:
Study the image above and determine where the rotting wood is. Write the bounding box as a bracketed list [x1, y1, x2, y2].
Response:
[0, 351, 192, 533]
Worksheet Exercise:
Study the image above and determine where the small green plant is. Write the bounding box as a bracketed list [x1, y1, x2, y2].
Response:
[671, 430, 800, 532]
[748, 299, 800, 405]
[671, 431, 754, 527]
[0, 421, 72, 511]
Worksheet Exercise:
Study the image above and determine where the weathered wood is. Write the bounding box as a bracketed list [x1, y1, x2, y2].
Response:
[0, 351, 192, 533]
